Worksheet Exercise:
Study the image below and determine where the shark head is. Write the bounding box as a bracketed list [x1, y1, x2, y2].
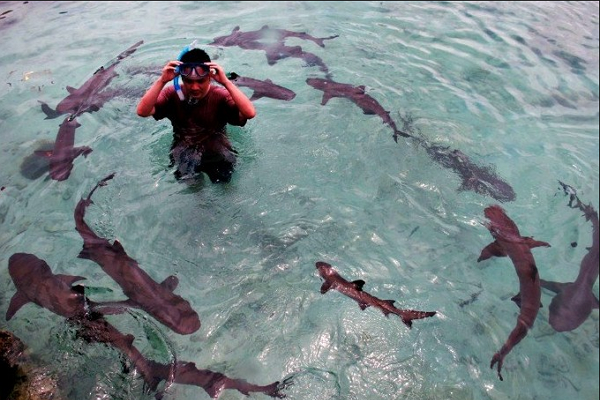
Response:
[316, 261, 335, 278]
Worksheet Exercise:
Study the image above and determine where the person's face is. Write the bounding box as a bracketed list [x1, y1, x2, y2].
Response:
[182, 76, 211, 100]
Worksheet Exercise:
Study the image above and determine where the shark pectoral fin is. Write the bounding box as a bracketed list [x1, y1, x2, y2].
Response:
[39, 100, 62, 119]
[160, 275, 179, 291]
[125, 333, 135, 347]
[539, 279, 567, 294]
[510, 293, 522, 308]
[321, 94, 332, 105]
[356, 85, 366, 94]
[352, 279, 365, 291]
[524, 237, 551, 249]
[593, 295, 599, 309]
[55, 274, 87, 286]
[477, 241, 506, 262]
[6, 291, 30, 320]
[320, 281, 332, 294]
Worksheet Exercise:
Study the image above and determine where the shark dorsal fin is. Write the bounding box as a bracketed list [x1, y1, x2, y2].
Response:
[352, 280, 365, 291]
[356, 85, 366, 94]
[320, 281, 333, 294]
[6, 291, 30, 321]
[358, 302, 368, 310]
[384, 299, 396, 307]
[112, 239, 127, 254]
[66, 86, 77, 93]
[160, 275, 179, 292]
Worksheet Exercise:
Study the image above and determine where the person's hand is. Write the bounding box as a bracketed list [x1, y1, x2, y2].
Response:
[160, 60, 182, 84]
[204, 62, 227, 85]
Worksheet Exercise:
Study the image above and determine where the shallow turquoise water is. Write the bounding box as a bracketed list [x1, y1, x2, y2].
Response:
[0, 1, 598, 399]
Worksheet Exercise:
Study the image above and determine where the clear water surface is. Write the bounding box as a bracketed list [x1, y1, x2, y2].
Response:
[0, 1, 598, 400]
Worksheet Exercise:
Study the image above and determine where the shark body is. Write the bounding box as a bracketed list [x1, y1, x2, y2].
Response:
[316, 261, 436, 328]
[478, 204, 550, 381]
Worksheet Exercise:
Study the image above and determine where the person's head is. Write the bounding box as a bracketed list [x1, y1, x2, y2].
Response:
[178, 47, 212, 99]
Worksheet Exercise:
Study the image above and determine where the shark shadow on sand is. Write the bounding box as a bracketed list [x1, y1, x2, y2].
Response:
[477, 205, 551, 381]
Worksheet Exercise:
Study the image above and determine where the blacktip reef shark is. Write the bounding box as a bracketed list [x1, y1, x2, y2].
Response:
[305, 76, 516, 202]
[33, 116, 92, 181]
[477, 204, 551, 381]
[539, 182, 599, 332]
[226, 72, 296, 101]
[39, 40, 143, 121]
[316, 261, 437, 328]
[74, 173, 201, 335]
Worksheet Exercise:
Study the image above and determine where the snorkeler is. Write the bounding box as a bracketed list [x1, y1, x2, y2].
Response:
[136, 41, 256, 183]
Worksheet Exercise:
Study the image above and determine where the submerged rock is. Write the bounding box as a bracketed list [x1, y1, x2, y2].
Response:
[0, 329, 65, 400]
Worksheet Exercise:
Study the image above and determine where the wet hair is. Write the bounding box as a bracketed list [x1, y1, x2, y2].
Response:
[180, 48, 211, 63]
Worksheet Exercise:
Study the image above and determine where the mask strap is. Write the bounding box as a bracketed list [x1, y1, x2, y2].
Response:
[174, 76, 185, 101]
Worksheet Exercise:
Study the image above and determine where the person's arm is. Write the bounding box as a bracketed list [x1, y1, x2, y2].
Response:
[136, 61, 181, 117]
[207, 62, 256, 119]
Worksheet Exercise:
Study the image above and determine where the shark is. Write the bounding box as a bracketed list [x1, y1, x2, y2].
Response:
[210, 25, 338, 49]
[39, 40, 143, 120]
[315, 261, 437, 328]
[227, 72, 296, 101]
[152, 360, 288, 399]
[305, 76, 516, 202]
[73, 173, 201, 335]
[306, 76, 411, 140]
[5, 252, 168, 394]
[265, 43, 331, 75]
[477, 204, 551, 381]
[539, 182, 599, 332]
[210, 26, 332, 75]
[6, 252, 287, 399]
[33, 116, 92, 181]
[424, 145, 516, 202]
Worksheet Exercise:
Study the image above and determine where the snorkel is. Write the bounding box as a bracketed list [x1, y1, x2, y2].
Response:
[173, 40, 199, 101]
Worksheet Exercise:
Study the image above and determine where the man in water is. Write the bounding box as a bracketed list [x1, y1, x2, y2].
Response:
[137, 42, 256, 183]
